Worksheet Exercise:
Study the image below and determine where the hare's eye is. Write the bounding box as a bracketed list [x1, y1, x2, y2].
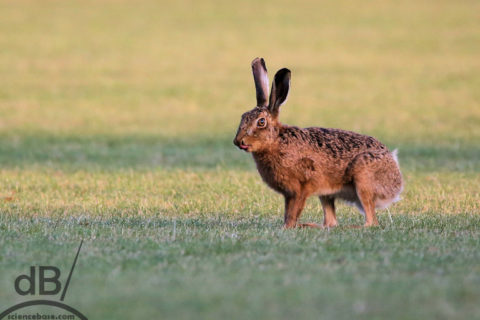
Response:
[257, 118, 266, 127]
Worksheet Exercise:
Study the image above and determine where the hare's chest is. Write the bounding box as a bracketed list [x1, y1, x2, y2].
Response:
[253, 154, 304, 195]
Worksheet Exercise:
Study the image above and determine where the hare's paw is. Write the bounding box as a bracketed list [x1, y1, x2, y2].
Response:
[322, 221, 338, 228]
[298, 222, 323, 228]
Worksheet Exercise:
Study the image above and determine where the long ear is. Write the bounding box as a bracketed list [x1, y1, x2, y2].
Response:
[269, 68, 291, 118]
[251, 58, 269, 107]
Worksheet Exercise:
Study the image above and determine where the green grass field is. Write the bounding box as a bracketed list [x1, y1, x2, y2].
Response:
[1, 0, 479, 319]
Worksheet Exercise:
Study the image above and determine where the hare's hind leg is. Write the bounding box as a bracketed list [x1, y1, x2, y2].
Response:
[320, 196, 337, 227]
[349, 152, 388, 227]
[355, 186, 378, 227]
[349, 151, 402, 227]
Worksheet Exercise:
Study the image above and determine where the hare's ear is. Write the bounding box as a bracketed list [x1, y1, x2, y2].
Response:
[251, 58, 269, 107]
[269, 68, 291, 118]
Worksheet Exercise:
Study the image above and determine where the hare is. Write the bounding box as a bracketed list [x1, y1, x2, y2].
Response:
[234, 58, 403, 228]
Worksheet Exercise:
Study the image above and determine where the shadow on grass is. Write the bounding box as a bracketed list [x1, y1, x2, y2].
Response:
[0, 133, 478, 172]
[2, 214, 480, 233]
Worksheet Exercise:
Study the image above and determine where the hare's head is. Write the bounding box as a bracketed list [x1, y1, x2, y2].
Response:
[234, 58, 291, 152]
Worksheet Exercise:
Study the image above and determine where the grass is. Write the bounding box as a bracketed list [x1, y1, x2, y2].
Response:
[0, 0, 479, 319]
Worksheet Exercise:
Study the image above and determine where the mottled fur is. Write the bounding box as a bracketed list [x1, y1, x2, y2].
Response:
[234, 58, 403, 228]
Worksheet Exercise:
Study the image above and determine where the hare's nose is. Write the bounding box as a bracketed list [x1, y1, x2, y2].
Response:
[233, 137, 240, 147]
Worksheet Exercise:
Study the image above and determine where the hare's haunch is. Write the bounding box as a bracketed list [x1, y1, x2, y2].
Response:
[234, 58, 403, 228]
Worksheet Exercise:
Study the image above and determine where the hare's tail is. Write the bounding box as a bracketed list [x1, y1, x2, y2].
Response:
[384, 148, 403, 206]
[391, 149, 399, 165]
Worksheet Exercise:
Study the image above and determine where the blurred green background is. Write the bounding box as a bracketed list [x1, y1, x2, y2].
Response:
[0, 0, 479, 319]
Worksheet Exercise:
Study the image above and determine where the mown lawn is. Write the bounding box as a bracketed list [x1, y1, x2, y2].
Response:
[0, 0, 479, 319]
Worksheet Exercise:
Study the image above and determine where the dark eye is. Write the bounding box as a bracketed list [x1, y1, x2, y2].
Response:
[257, 118, 266, 127]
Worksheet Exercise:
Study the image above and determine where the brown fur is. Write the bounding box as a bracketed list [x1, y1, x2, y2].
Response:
[234, 58, 403, 228]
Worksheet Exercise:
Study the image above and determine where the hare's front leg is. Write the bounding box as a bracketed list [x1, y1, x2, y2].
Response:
[283, 194, 307, 228]
[320, 196, 337, 227]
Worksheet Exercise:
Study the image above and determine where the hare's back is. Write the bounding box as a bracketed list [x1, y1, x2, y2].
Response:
[304, 127, 388, 157]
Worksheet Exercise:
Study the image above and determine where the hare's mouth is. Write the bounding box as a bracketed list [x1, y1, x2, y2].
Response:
[239, 142, 251, 151]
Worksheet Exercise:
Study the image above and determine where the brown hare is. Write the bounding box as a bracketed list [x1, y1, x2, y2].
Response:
[234, 58, 403, 228]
